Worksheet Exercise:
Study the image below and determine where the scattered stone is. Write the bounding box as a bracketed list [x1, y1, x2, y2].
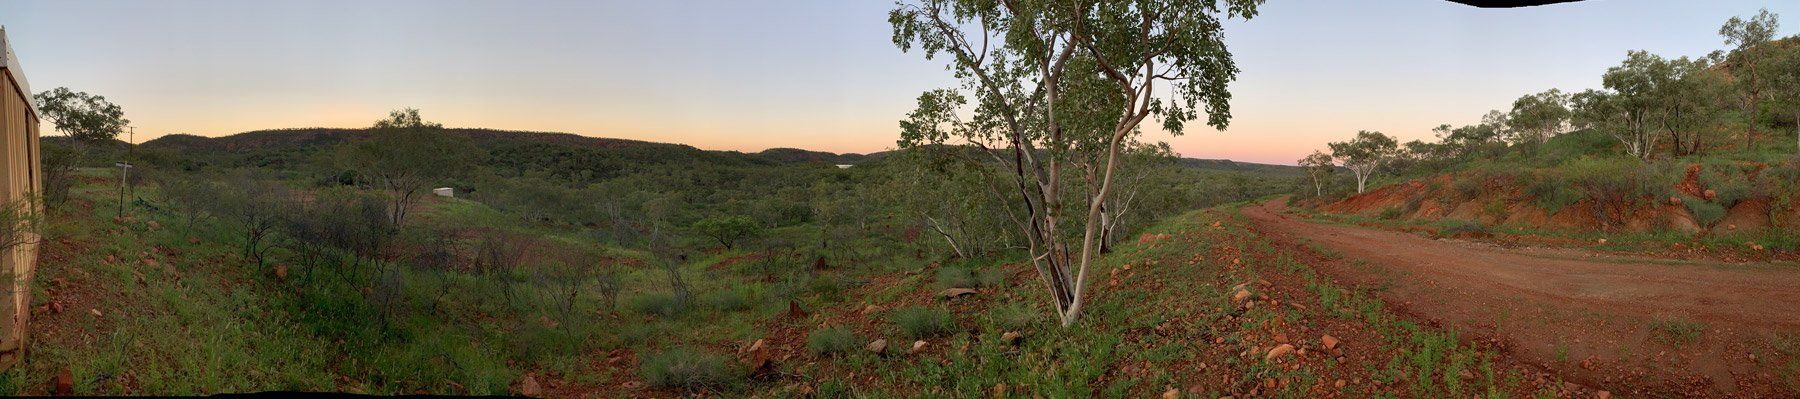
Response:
[866, 339, 888, 355]
[861, 304, 882, 315]
[53, 368, 72, 395]
[1265, 344, 1295, 361]
[909, 340, 928, 354]
[1460, 370, 1474, 380]
[787, 300, 808, 319]
[1161, 387, 1180, 399]
[1001, 331, 1023, 346]
[1596, 390, 1612, 399]
[747, 339, 775, 375]
[1321, 334, 1340, 350]
[89, 309, 102, 317]
[189, 237, 201, 245]
[517, 374, 541, 397]
[1230, 289, 1251, 304]
[1669, 196, 1682, 205]
[274, 264, 289, 280]
[48, 301, 64, 314]
[992, 383, 1008, 398]
[1334, 379, 1346, 388]
[146, 220, 161, 230]
[1704, 189, 1717, 201]
[1596, 238, 1607, 245]
[941, 288, 979, 299]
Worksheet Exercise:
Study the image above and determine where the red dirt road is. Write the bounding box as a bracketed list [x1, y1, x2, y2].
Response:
[1245, 199, 1800, 397]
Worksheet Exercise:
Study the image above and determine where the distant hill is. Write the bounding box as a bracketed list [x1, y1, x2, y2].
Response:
[131, 127, 1300, 178]
[1176, 158, 1305, 176]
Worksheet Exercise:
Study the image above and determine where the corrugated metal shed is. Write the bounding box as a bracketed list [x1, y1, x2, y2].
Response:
[0, 27, 33, 115]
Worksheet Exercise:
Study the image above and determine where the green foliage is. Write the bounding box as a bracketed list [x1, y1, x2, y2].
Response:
[335, 109, 483, 226]
[705, 285, 760, 313]
[691, 215, 761, 250]
[628, 292, 686, 318]
[933, 265, 1003, 289]
[805, 327, 860, 356]
[891, 306, 953, 339]
[1649, 319, 1707, 346]
[1378, 206, 1405, 220]
[1684, 196, 1728, 226]
[638, 347, 742, 391]
[33, 87, 130, 143]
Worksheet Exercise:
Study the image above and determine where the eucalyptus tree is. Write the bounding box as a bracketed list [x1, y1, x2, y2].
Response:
[1327, 130, 1396, 194]
[336, 108, 482, 226]
[889, 0, 1262, 326]
[1505, 89, 1569, 151]
[1719, 9, 1780, 149]
[33, 87, 128, 143]
[1298, 150, 1334, 197]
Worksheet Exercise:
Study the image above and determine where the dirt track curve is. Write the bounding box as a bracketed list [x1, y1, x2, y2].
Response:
[1244, 198, 1800, 396]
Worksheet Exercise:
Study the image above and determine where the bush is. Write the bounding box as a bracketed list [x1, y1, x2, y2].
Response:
[935, 265, 1004, 289]
[1699, 162, 1755, 207]
[892, 306, 953, 339]
[985, 303, 1039, 331]
[1437, 221, 1491, 238]
[705, 285, 761, 312]
[627, 292, 685, 318]
[1683, 196, 1727, 227]
[639, 347, 742, 390]
[805, 327, 859, 356]
[1378, 206, 1405, 220]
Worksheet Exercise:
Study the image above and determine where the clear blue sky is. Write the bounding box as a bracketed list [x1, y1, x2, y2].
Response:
[1, 0, 1794, 164]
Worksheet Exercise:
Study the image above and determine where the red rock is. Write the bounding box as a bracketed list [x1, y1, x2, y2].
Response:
[866, 339, 888, 355]
[1161, 387, 1179, 399]
[274, 264, 289, 280]
[53, 369, 72, 395]
[1321, 334, 1340, 350]
[1265, 344, 1295, 361]
[941, 288, 978, 299]
[1595, 390, 1611, 399]
[747, 339, 775, 374]
[909, 340, 928, 354]
[1230, 290, 1251, 304]
[1001, 331, 1023, 346]
[517, 374, 541, 397]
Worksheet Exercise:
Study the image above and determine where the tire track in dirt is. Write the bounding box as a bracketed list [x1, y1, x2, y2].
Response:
[1244, 198, 1800, 397]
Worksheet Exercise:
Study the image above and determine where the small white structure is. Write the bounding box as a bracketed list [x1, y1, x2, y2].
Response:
[432, 187, 454, 198]
[835, 164, 853, 169]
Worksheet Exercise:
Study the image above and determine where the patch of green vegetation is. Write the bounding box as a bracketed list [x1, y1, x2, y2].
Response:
[892, 306, 954, 339]
[1650, 318, 1707, 346]
[638, 347, 744, 391]
[806, 327, 860, 356]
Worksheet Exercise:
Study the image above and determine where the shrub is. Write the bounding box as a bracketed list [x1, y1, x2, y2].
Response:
[1450, 176, 1484, 201]
[1526, 173, 1582, 213]
[1699, 163, 1754, 207]
[1437, 221, 1491, 238]
[985, 303, 1039, 331]
[892, 306, 953, 339]
[627, 292, 685, 318]
[706, 285, 761, 312]
[1378, 206, 1405, 220]
[1684, 197, 1727, 227]
[805, 327, 859, 356]
[935, 266, 978, 289]
[639, 347, 742, 390]
[936, 265, 1005, 289]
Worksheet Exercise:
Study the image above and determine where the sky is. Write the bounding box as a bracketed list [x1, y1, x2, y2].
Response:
[0, 0, 1795, 165]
